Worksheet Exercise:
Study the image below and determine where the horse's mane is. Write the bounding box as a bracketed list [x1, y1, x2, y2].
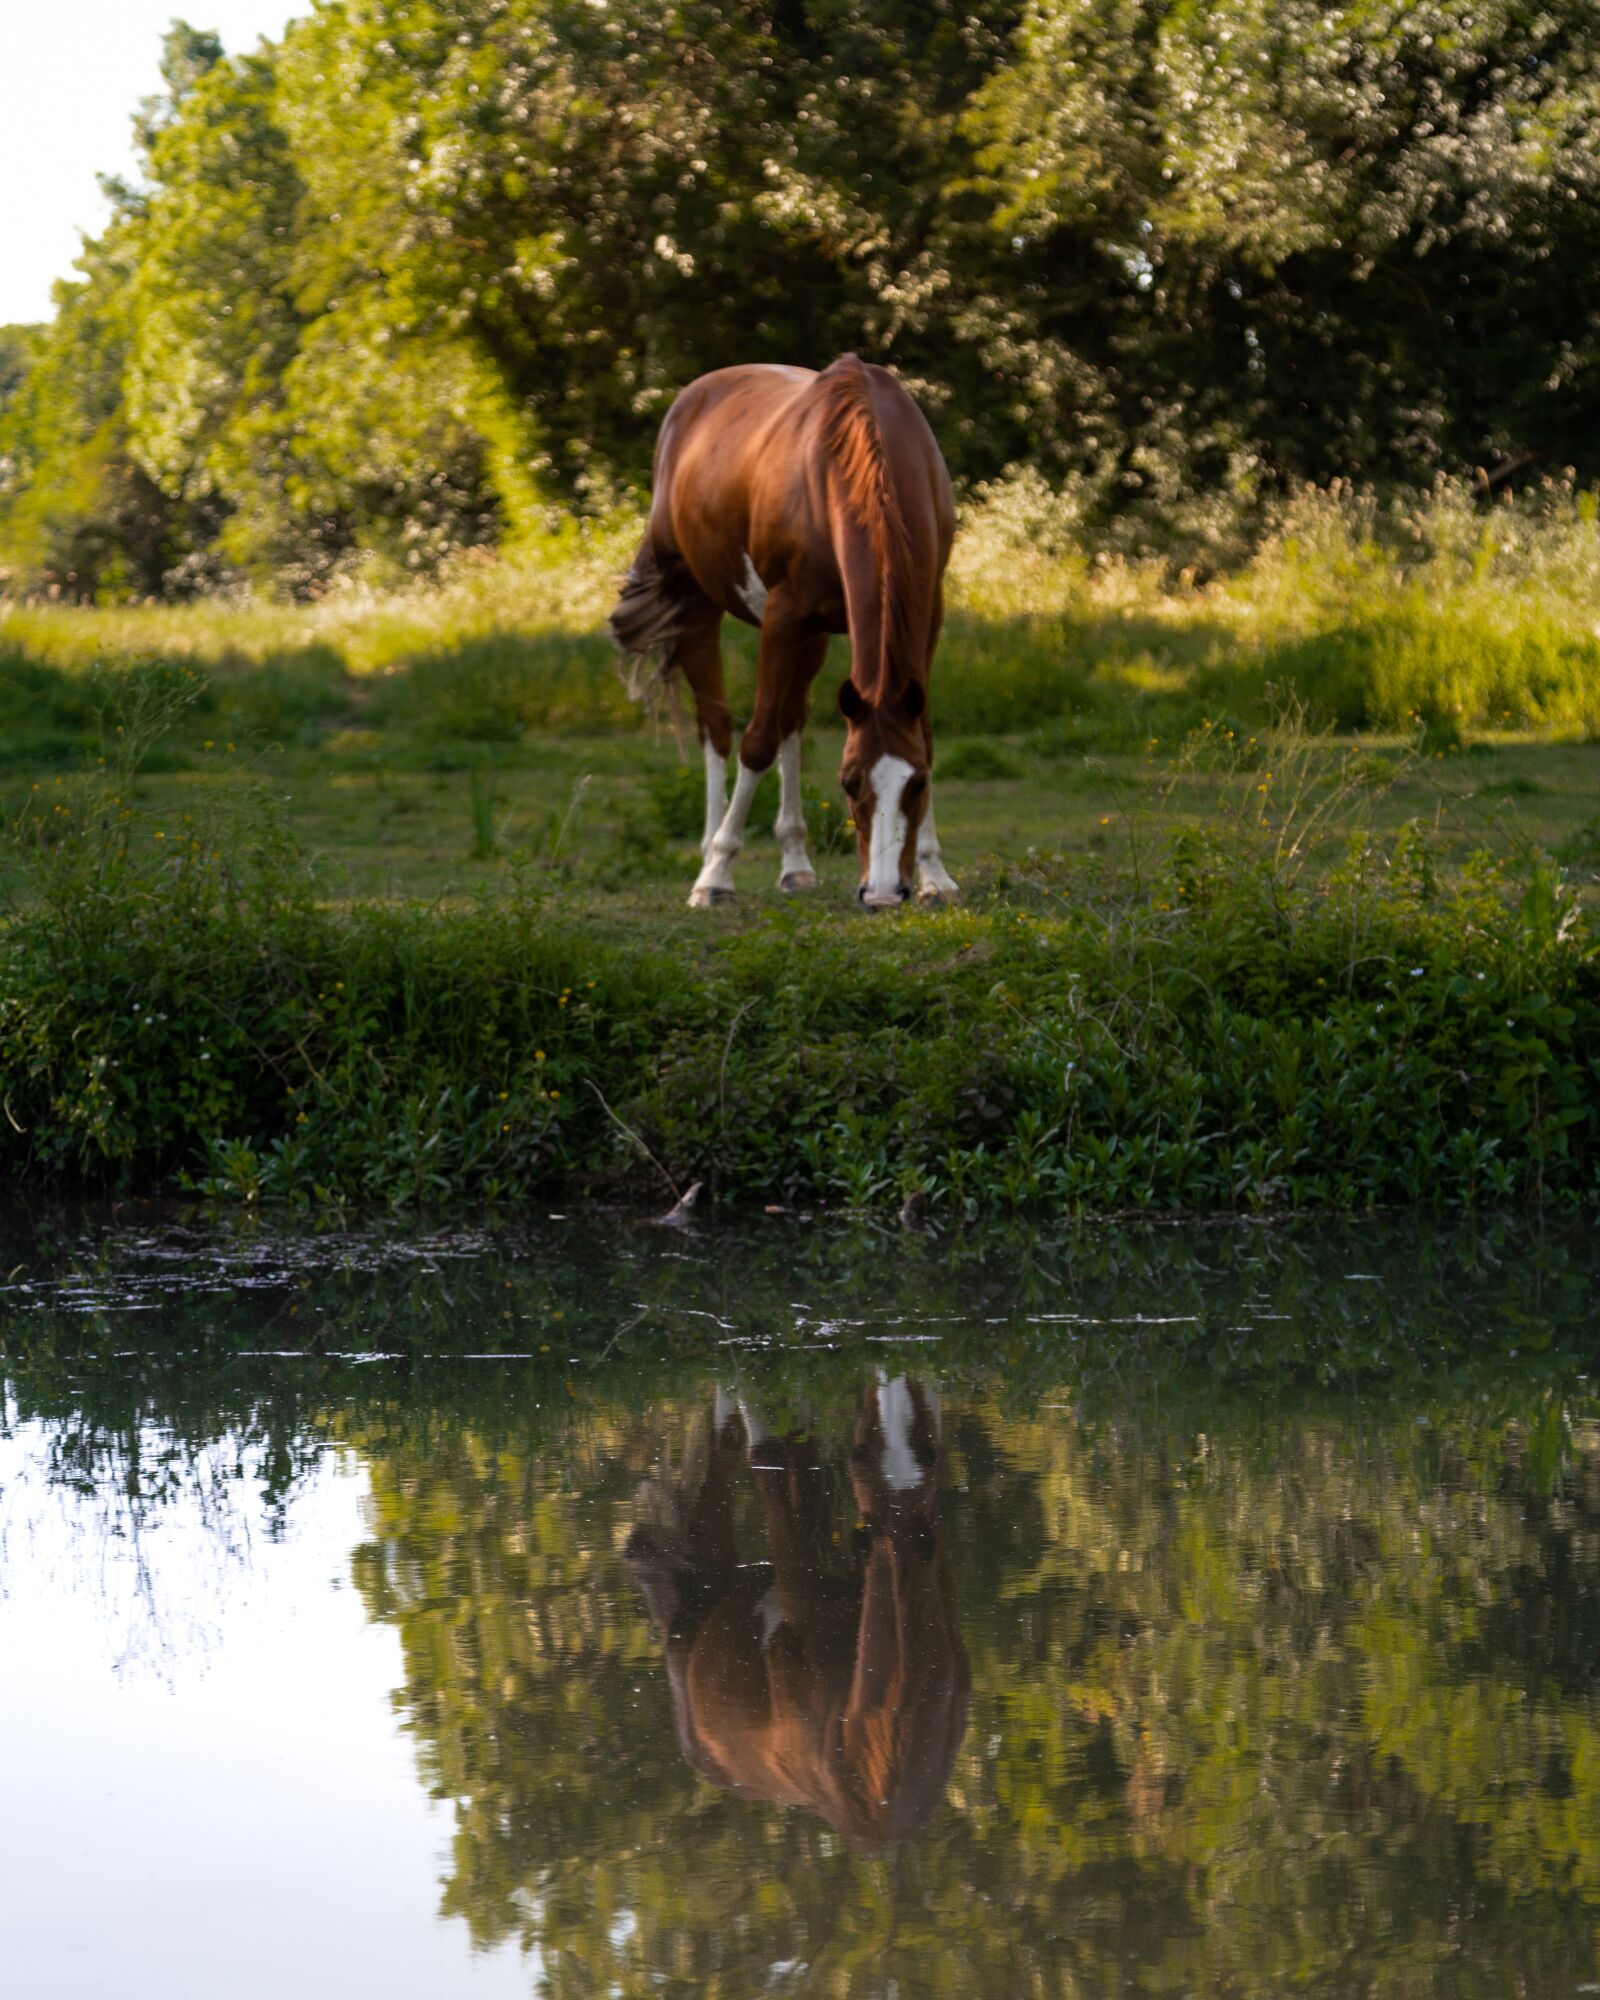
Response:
[815, 355, 913, 705]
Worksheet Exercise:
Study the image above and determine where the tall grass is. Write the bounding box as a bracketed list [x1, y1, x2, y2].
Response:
[3, 476, 1600, 764]
[1236, 479, 1600, 734]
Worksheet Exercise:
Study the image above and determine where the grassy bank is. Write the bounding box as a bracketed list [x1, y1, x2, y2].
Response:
[2, 735, 1594, 1212]
[3, 478, 1599, 1215]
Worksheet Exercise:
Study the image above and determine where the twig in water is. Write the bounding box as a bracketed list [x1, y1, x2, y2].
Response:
[592, 1299, 657, 1370]
[656, 1182, 703, 1228]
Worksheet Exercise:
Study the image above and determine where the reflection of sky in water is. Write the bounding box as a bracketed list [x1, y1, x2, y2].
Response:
[0, 1426, 533, 2000]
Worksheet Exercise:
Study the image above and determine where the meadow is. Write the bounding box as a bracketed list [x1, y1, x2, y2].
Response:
[2, 477, 1598, 1214]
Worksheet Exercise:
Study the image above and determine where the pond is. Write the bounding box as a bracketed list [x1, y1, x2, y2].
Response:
[1, 1208, 1597, 1998]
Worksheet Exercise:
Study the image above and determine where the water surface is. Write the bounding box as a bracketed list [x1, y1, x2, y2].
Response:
[2, 1211, 1597, 1997]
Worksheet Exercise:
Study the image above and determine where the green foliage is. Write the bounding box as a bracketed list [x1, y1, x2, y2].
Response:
[2, 734, 1596, 1211]
[6, 3, 1600, 590]
[0, 325, 35, 417]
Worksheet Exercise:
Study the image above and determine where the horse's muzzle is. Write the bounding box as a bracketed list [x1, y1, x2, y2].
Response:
[858, 884, 910, 910]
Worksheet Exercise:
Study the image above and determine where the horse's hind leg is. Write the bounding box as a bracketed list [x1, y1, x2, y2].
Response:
[729, 608, 826, 898]
[608, 547, 735, 886]
[671, 603, 740, 899]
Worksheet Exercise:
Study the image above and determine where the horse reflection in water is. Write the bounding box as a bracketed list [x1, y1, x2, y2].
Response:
[625, 1376, 970, 1855]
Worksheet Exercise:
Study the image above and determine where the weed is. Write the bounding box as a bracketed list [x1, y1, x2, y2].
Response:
[468, 763, 499, 859]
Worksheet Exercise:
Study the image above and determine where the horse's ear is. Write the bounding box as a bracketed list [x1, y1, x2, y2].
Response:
[900, 680, 926, 722]
[838, 679, 869, 723]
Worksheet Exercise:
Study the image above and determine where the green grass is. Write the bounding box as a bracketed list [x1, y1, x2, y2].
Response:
[6, 472, 1600, 757]
[3, 477, 1599, 914]
[6, 717, 1594, 916]
[4, 477, 1600, 1214]
[1, 702, 1595, 1213]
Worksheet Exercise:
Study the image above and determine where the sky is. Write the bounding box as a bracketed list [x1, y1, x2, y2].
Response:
[1, 3, 301, 326]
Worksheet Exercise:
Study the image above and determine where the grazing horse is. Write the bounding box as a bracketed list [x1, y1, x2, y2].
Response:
[624, 1377, 970, 1855]
[608, 356, 959, 909]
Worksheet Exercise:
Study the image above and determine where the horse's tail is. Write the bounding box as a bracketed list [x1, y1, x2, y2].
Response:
[608, 539, 700, 711]
[816, 356, 915, 706]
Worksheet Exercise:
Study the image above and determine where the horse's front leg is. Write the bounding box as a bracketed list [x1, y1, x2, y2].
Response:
[916, 790, 960, 904]
[915, 603, 959, 905]
[774, 730, 817, 894]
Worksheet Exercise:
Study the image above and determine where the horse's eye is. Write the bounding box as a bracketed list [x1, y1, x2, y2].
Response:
[841, 772, 862, 800]
[904, 774, 927, 802]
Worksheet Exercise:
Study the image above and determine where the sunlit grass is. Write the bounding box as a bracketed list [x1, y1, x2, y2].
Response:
[5, 476, 1600, 751]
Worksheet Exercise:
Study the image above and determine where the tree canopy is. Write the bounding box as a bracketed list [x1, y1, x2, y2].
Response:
[3, 0, 1598, 596]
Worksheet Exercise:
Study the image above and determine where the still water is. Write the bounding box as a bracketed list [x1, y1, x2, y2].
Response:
[1, 1210, 1597, 1998]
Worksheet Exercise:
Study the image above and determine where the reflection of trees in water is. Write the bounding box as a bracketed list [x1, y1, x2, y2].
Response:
[1, 1337, 334, 1673]
[347, 1380, 1600, 1998]
[0, 1395, 321, 1676]
[5, 1211, 1599, 1985]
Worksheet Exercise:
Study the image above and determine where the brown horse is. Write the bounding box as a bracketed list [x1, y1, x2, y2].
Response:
[608, 356, 959, 909]
[625, 1377, 970, 1855]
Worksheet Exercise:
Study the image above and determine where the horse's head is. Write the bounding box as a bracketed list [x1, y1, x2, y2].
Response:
[837, 678, 930, 909]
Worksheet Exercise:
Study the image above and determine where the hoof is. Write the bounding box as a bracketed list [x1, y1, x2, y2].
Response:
[778, 870, 818, 895]
[917, 882, 961, 908]
[688, 884, 737, 909]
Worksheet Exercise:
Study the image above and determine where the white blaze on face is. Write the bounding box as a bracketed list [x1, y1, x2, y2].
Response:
[876, 1375, 925, 1491]
[864, 754, 915, 904]
[738, 554, 768, 622]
